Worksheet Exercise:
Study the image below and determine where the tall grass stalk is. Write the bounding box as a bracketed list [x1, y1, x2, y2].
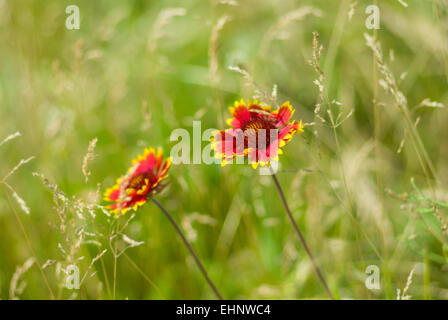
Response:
[372, 0, 386, 250]
[365, 34, 439, 197]
[2, 186, 55, 299]
[434, 0, 448, 84]
[81, 139, 112, 299]
[371, 12, 394, 297]
[310, 31, 383, 262]
[96, 245, 112, 299]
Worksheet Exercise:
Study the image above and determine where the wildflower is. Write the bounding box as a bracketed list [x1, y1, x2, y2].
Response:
[211, 99, 333, 299]
[104, 147, 171, 216]
[103, 147, 222, 299]
[212, 99, 303, 168]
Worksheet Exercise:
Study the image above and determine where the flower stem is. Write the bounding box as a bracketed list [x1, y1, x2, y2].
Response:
[152, 198, 223, 300]
[271, 173, 334, 299]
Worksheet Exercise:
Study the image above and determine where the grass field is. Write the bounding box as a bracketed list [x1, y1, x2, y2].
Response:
[1, 0, 448, 300]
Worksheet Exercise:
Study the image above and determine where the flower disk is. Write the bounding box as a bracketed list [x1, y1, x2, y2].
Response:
[212, 99, 303, 168]
[104, 147, 171, 216]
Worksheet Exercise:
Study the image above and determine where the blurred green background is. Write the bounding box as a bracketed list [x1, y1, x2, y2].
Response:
[0, 0, 447, 299]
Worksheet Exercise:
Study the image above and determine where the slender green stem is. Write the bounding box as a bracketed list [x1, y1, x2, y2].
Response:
[152, 198, 223, 300]
[96, 243, 112, 299]
[434, 0, 448, 84]
[2, 185, 55, 299]
[123, 252, 166, 299]
[270, 173, 334, 299]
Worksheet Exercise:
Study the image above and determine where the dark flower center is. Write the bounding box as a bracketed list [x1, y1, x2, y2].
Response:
[242, 119, 276, 148]
[128, 172, 153, 190]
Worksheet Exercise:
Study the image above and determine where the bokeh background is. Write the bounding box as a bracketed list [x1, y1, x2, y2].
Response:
[0, 0, 447, 299]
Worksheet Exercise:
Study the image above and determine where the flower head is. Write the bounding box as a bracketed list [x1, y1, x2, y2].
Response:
[212, 99, 303, 168]
[104, 147, 171, 216]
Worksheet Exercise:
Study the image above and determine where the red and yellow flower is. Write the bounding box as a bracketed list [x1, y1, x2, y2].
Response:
[212, 99, 303, 168]
[104, 147, 171, 216]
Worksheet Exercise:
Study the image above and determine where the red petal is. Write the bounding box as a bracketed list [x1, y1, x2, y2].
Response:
[107, 188, 120, 201]
[275, 106, 292, 127]
[231, 105, 251, 128]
